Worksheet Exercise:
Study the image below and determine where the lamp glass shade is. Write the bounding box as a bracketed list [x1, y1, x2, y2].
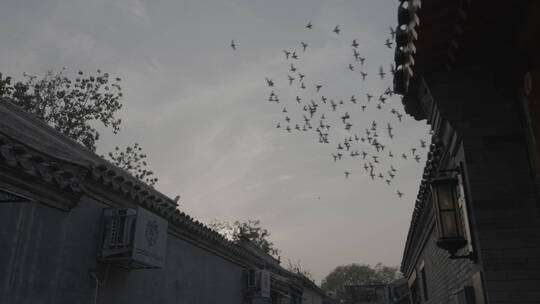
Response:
[437, 184, 454, 210]
[431, 176, 462, 239]
[440, 211, 459, 238]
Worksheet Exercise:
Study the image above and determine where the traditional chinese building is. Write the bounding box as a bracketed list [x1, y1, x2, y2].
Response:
[343, 280, 410, 304]
[344, 283, 390, 304]
[394, 0, 540, 303]
[0, 100, 327, 304]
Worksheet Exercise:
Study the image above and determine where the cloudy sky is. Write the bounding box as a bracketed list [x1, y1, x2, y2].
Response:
[1, 0, 430, 283]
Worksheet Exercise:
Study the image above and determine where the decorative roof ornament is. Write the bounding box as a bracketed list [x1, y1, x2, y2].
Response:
[393, 0, 421, 95]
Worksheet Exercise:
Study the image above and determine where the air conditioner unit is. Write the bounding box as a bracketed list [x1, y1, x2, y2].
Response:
[100, 206, 168, 269]
[246, 268, 271, 298]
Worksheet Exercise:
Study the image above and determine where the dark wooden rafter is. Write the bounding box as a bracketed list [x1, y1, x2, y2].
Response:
[392, 0, 533, 119]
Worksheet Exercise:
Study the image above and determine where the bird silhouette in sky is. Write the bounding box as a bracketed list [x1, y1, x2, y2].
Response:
[390, 63, 397, 76]
[378, 66, 386, 79]
[288, 75, 295, 85]
[360, 71, 368, 81]
[290, 63, 297, 72]
[366, 93, 373, 102]
[389, 27, 396, 39]
[353, 49, 360, 61]
[284, 50, 291, 59]
[246, 18, 430, 200]
[359, 57, 366, 65]
[230, 40, 236, 50]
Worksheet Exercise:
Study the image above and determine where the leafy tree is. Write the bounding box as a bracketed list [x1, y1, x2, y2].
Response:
[286, 259, 314, 281]
[208, 219, 280, 257]
[373, 263, 402, 284]
[321, 263, 401, 301]
[0, 69, 122, 151]
[0, 69, 158, 186]
[107, 143, 158, 186]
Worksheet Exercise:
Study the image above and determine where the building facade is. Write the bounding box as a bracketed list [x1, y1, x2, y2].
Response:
[394, 1, 540, 303]
[0, 100, 327, 304]
[343, 280, 410, 304]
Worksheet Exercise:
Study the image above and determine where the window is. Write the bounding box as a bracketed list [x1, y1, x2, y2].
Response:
[408, 270, 421, 304]
[420, 264, 428, 302]
[247, 268, 256, 288]
[457, 169, 474, 252]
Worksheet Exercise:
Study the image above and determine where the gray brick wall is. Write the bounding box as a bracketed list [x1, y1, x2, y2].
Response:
[406, 217, 477, 304]
[461, 84, 540, 303]
[0, 196, 246, 304]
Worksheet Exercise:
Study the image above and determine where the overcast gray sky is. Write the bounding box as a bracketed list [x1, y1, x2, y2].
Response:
[0, 0, 430, 283]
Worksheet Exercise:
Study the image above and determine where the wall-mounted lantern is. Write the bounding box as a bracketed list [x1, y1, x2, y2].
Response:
[430, 170, 476, 261]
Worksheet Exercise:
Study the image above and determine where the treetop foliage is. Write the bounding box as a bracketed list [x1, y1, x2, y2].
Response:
[107, 142, 158, 186]
[321, 263, 402, 301]
[0, 69, 158, 187]
[208, 219, 280, 258]
[286, 259, 314, 281]
[0, 69, 122, 151]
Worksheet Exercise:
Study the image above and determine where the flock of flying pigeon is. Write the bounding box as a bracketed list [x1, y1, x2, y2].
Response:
[230, 21, 428, 199]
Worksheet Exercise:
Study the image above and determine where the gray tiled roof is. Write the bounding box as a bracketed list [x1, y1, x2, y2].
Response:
[0, 99, 262, 267]
[400, 137, 444, 272]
